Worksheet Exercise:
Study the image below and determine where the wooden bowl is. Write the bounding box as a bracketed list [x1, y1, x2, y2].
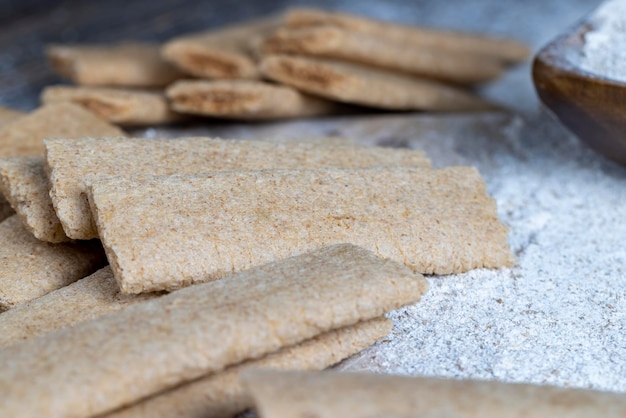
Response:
[533, 19, 626, 166]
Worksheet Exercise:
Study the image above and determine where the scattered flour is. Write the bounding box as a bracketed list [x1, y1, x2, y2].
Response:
[581, 0, 626, 82]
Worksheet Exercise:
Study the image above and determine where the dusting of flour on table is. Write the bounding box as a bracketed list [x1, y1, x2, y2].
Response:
[581, 0, 626, 82]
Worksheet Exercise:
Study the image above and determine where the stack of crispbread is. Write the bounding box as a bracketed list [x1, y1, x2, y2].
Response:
[0, 8, 522, 417]
[41, 8, 529, 123]
[0, 113, 514, 416]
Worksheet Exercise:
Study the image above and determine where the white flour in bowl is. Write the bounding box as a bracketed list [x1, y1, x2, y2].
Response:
[581, 0, 626, 82]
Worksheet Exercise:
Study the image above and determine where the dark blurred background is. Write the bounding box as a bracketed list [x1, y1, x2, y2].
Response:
[0, 0, 600, 111]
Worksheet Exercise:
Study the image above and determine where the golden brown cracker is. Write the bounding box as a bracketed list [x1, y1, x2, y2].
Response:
[0, 244, 427, 418]
[0, 157, 68, 242]
[260, 26, 505, 84]
[284, 8, 531, 64]
[45, 136, 430, 240]
[162, 16, 278, 79]
[105, 318, 391, 418]
[0, 266, 158, 348]
[243, 370, 626, 418]
[0, 215, 106, 311]
[47, 42, 183, 87]
[41, 85, 183, 126]
[260, 55, 495, 111]
[87, 166, 513, 294]
[166, 79, 343, 120]
[0, 102, 125, 158]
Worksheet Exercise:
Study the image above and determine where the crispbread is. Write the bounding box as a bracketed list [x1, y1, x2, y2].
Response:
[260, 55, 495, 111]
[44, 137, 430, 240]
[0, 106, 25, 126]
[284, 8, 531, 64]
[88, 166, 513, 294]
[162, 16, 278, 79]
[106, 318, 391, 418]
[41, 85, 183, 126]
[47, 42, 183, 87]
[0, 215, 106, 311]
[0, 157, 68, 242]
[166, 79, 343, 120]
[0, 244, 427, 418]
[260, 26, 505, 84]
[0, 266, 158, 348]
[0, 102, 124, 158]
[243, 370, 626, 418]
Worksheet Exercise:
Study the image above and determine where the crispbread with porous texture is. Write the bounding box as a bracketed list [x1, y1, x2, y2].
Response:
[45, 137, 430, 240]
[0, 244, 427, 418]
[243, 370, 626, 418]
[166, 79, 344, 120]
[0, 266, 158, 348]
[0, 157, 68, 242]
[260, 26, 505, 84]
[0, 102, 124, 158]
[41, 85, 183, 126]
[0, 106, 25, 126]
[47, 43, 183, 87]
[88, 166, 513, 294]
[105, 318, 391, 418]
[162, 16, 278, 79]
[260, 55, 494, 111]
[284, 8, 531, 64]
[0, 215, 106, 311]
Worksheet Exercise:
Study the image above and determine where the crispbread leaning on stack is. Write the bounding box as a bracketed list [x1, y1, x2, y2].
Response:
[0, 244, 428, 417]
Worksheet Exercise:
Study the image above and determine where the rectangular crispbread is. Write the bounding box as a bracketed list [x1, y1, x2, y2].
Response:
[47, 43, 183, 87]
[0, 102, 124, 158]
[162, 16, 279, 79]
[0, 244, 428, 418]
[105, 318, 391, 418]
[41, 85, 183, 126]
[166, 79, 344, 120]
[260, 26, 505, 84]
[0, 266, 158, 348]
[88, 166, 513, 294]
[44, 137, 430, 240]
[0, 157, 68, 242]
[284, 8, 531, 64]
[260, 55, 495, 111]
[0, 215, 106, 311]
[243, 370, 626, 418]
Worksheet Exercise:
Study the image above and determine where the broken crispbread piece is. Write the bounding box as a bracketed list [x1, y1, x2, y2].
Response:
[260, 55, 495, 111]
[0, 266, 158, 348]
[284, 8, 531, 64]
[166, 79, 344, 120]
[0, 244, 427, 418]
[0, 157, 68, 242]
[88, 166, 513, 294]
[243, 370, 626, 418]
[0, 102, 125, 158]
[162, 16, 279, 79]
[260, 26, 505, 84]
[0, 215, 106, 311]
[45, 137, 430, 240]
[47, 43, 183, 87]
[105, 318, 391, 418]
[41, 85, 183, 126]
